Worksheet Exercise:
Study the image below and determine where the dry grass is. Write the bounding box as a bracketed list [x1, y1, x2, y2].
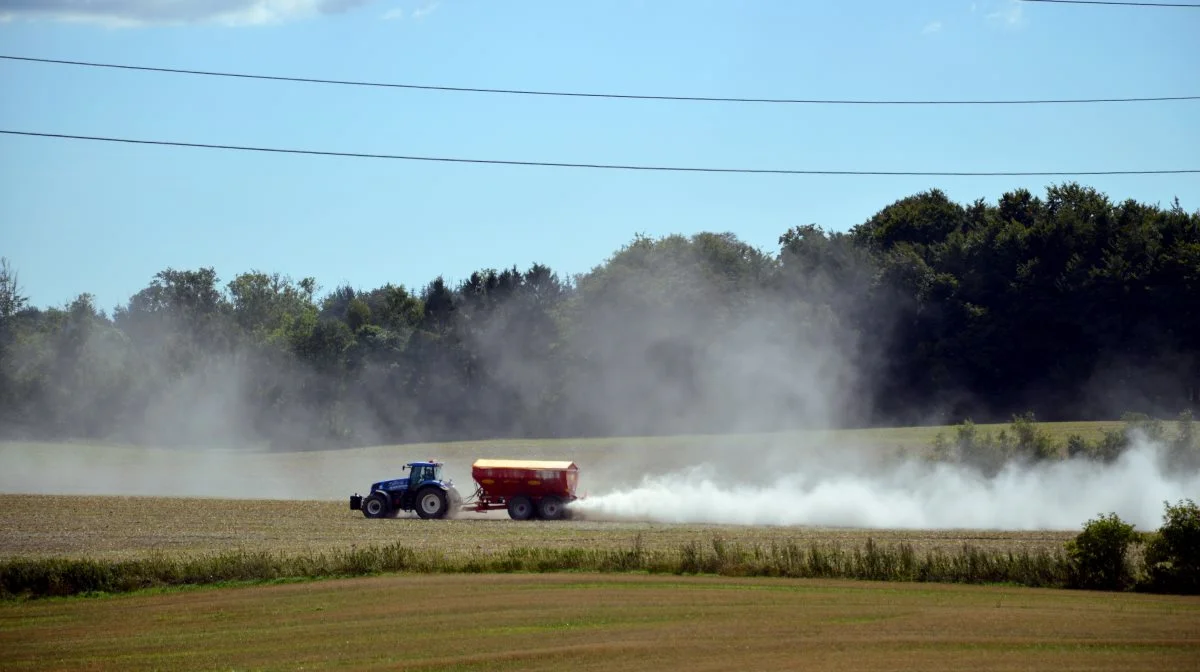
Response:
[0, 494, 1076, 562]
[2, 573, 1197, 671]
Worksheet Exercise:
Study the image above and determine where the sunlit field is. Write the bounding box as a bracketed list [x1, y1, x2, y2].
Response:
[3, 574, 1197, 671]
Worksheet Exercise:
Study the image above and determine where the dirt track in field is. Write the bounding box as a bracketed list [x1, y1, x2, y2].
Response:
[0, 494, 1075, 561]
[3, 573, 1198, 671]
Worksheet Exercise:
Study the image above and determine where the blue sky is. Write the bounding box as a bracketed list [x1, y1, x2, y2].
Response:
[1, 0, 1197, 312]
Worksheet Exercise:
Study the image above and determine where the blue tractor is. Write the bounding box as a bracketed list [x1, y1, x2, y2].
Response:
[349, 459, 463, 519]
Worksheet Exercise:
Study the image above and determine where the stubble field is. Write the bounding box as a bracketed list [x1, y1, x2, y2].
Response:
[0, 493, 1076, 562]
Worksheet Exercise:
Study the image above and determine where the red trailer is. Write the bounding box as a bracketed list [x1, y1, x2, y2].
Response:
[463, 458, 580, 520]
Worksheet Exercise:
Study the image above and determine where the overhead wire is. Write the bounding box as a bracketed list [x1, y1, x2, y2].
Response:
[1019, 0, 1200, 7]
[2, 130, 1196, 177]
[0, 55, 1196, 106]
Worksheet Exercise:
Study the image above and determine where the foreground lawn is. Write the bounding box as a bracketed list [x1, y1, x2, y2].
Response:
[1, 573, 1196, 671]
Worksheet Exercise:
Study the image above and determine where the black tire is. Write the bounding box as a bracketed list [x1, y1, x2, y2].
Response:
[444, 486, 463, 519]
[362, 492, 389, 519]
[538, 496, 565, 521]
[507, 496, 534, 520]
[415, 487, 449, 519]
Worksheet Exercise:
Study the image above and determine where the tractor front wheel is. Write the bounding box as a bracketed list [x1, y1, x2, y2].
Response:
[362, 493, 389, 519]
[415, 487, 449, 519]
[507, 496, 534, 520]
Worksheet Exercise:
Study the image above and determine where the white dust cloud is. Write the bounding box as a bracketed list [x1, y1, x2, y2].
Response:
[571, 437, 1199, 531]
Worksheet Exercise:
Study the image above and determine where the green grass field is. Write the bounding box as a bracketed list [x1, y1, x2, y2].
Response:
[2, 573, 1197, 671]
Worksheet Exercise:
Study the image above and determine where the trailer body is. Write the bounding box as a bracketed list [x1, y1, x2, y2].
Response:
[465, 458, 579, 520]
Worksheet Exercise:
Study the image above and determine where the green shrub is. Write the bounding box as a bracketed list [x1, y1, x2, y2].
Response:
[1094, 428, 1130, 463]
[1010, 412, 1059, 461]
[1065, 433, 1092, 459]
[1169, 411, 1198, 470]
[1142, 499, 1200, 595]
[1066, 512, 1140, 591]
[950, 419, 1012, 475]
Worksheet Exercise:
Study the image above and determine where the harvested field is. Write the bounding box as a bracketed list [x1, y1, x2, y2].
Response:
[0, 494, 1075, 562]
[2, 573, 1197, 671]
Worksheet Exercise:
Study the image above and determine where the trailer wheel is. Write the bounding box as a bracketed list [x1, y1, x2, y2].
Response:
[415, 487, 449, 519]
[362, 493, 389, 519]
[538, 496, 565, 521]
[507, 496, 534, 521]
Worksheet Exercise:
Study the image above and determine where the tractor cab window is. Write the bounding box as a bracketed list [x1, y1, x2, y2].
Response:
[410, 464, 440, 483]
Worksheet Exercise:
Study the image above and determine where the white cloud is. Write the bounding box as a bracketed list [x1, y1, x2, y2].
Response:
[986, 0, 1025, 28]
[922, 20, 943, 34]
[410, 1, 438, 20]
[0, 0, 377, 27]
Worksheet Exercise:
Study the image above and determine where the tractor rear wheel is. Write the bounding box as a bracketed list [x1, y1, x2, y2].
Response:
[362, 493, 389, 519]
[538, 496, 565, 520]
[507, 496, 534, 520]
[415, 487, 449, 519]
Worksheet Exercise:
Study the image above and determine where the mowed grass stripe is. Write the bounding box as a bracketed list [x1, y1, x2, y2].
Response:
[1, 574, 1197, 672]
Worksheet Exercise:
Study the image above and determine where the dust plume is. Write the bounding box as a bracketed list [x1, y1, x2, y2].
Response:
[571, 435, 1200, 531]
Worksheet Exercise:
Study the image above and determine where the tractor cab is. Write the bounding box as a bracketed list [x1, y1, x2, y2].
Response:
[406, 461, 443, 486]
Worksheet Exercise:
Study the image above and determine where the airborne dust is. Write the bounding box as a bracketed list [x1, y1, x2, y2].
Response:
[571, 435, 1200, 531]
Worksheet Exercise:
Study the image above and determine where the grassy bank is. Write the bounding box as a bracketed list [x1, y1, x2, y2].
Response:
[1, 535, 1074, 600]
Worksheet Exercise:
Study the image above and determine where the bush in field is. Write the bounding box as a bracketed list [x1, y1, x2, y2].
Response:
[1122, 412, 1168, 444]
[1065, 433, 1090, 459]
[933, 413, 1059, 474]
[1065, 512, 1141, 591]
[940, 419, 1011, 474]
[1168, 411, 1198, 470]
[1142, 499, 1200, 595]
[1092, 410, 1199, 467]
[1009, 412, 1059, 461]
[932, 410, 1197, 468]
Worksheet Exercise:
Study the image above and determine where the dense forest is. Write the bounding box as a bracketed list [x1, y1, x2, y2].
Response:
[1, 182, 1198, 449]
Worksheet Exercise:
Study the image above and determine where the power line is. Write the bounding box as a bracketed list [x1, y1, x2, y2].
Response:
[3, 129, 1196, 177]
[1020, 0, 1200, 7]
[1023, 0, 1200, 6]
[1, 54, 1196, 106]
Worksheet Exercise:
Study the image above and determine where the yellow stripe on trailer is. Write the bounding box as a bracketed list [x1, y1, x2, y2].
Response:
[472, 459, 577, 471]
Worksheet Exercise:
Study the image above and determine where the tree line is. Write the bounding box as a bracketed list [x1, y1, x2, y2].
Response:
[1, 182, 1197, 449]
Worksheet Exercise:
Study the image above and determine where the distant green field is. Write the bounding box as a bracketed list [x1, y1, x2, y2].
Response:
[0, 420, 1130, 502]
[324, 419, 1128, 455]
